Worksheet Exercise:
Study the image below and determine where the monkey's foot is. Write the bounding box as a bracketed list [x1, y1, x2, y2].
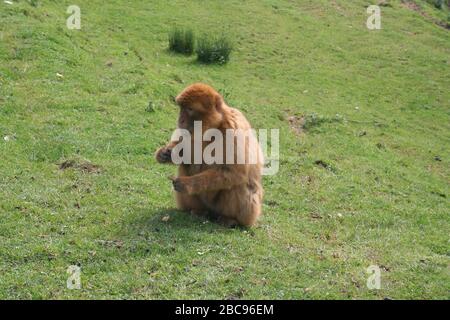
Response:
[217, 216, 239, 228]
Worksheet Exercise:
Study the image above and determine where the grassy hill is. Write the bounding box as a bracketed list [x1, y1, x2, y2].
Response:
[0, 0, 449, 299]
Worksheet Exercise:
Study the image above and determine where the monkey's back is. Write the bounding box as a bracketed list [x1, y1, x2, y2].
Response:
[199, 106, 264, 222]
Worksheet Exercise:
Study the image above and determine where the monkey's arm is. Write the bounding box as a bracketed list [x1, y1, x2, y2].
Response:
[172, 166, 248, 194]
[155, 140, 179, 164]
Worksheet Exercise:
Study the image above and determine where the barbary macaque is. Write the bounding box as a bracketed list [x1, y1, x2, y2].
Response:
[155, 83, 263, 227]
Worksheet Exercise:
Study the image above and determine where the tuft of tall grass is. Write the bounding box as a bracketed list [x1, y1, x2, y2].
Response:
[168, 28, 195, 55]
[425, 0, 449, 9]
[433, 0, 444, 9]
[195, 34, 233, 64]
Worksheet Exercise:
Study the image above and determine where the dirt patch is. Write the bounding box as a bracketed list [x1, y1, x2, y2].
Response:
[331, 0, 347, 16]
[401, 1, 422, 12]
[288, 113, 345, 134]
[59, 159, 101, 173]
[401, 1, 450, 30]
[287, 115, 306, 135]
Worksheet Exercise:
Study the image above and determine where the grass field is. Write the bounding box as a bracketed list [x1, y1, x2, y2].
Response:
[0, 0, 449, 299]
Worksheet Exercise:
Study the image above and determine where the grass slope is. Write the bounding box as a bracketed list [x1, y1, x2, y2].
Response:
[0, 0, 449, 299]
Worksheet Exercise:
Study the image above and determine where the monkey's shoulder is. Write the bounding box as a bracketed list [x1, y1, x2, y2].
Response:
[223, 107, 252, 130]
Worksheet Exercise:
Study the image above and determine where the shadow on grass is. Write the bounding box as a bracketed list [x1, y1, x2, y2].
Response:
[163, 48, 194, 58]
[108, 203, 256, 263]
[118, 207, 241, 244]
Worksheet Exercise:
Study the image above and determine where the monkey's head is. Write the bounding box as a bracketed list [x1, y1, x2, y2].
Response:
[175, 83, 224, 131]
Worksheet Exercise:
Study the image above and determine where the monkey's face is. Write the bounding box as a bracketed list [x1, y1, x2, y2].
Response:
[175, 83, 224, 131]
[177, 102, 203, 131]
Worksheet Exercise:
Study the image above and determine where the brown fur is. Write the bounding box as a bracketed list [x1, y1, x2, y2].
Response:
[155, 83, 263, 227]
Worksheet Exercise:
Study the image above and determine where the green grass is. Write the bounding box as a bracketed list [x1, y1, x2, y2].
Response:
[196, 34, 233, 64]
[425, 0, 447, 10]
[168, 27, 195, 55]
[0, 0, 449, 299]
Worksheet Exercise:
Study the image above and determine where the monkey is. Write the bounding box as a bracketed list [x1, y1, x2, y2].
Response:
[155, 83, 264, 227]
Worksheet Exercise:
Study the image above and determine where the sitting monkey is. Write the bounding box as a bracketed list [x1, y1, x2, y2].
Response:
[156, 83, 263, 227]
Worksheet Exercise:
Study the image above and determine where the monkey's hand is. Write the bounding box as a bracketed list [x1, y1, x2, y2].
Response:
[155, 147, 173, 164]
[170, 176, 195, 195]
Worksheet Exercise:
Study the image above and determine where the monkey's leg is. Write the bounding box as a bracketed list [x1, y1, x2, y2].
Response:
[175, 165, 208, 216]
[213, 184, 262, 227]
[172, 167, 248, 195]
[175, 192, 206, 213]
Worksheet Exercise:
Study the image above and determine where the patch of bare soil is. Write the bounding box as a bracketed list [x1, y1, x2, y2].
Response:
[59, 159, 101, 173]
[287, 115, 306, 135]
[401, 0, 421, 12]
[401, 0, 450, 30]
[331, 0, 347, 16]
